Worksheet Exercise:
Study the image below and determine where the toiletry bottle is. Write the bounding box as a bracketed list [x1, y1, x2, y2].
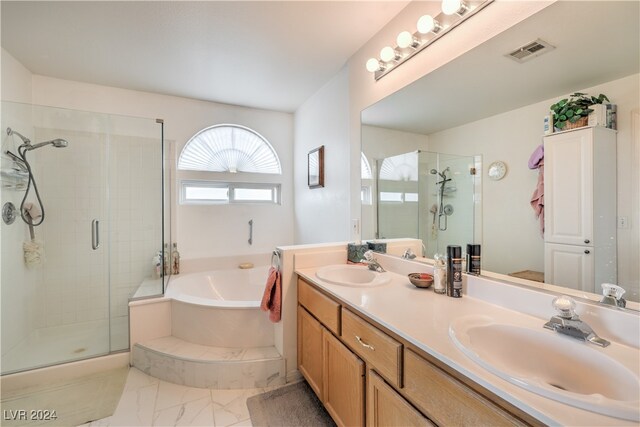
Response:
[446, 245, 462, 298]
[171, 243, 180, 275]
[466, 244, 481, 275]
[152, 253, 161, 279]
[467, 244, 480, 276]
[543, 113, 553, 135]
[163, 243, 169, 277]
[433, 254, 447, 294]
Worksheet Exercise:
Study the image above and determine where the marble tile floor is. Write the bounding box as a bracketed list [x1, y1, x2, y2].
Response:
[1, 367, 128, 427]
[79, 367, 290, 426]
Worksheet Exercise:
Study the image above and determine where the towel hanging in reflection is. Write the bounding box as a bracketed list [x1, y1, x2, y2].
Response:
[530, 159, 545, 237]
[260, 266, 281, 323]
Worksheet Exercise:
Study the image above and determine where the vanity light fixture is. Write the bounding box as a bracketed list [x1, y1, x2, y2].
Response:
[365, 0, 492, 80]
[397, 31, 420, 49]
[366, 58, 384, 73]
[417, 15, 442, 35]
[442, 0, 469, 16]
[380, 46, 401, 63]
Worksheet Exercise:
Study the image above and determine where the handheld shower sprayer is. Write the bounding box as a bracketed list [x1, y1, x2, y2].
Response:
[6, 127, 69, 227]
[24, 139, 69, 150]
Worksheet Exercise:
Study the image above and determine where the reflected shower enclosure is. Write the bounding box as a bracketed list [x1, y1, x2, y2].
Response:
[1, 102, 168, 375]
[362, 150, 477, 257]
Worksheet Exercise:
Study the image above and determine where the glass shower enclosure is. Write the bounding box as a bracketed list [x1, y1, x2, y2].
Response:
[1, 102, 168, 375]
[369, 150, 477, 257]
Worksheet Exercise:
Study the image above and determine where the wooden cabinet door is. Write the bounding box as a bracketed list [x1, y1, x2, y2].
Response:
[404, 349, 527, 426]
[323, 329, 365, 427]
[368, 370, 434, 427]
[298, 305, 325, 399]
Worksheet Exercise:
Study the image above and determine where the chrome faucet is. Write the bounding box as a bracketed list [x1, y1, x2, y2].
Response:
[599, 283, 626, 308]
[543, 295, 610, 347]
[360, 250, 385, 273]
[401, 248, 417, 260]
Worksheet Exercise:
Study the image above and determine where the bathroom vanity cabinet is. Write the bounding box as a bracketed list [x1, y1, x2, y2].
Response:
[297, 277, 538, 427]
[543, 126, 617, 292]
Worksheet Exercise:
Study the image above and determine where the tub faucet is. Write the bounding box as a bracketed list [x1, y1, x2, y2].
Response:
[543, 295, 610, 347]
[361, 250, 385, 273]
[402, 248, 416, 260]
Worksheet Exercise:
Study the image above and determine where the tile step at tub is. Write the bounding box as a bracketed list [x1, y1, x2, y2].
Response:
[132, 335, 285, 389]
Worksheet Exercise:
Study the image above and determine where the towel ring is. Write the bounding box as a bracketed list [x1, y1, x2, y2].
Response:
[271, 250, 281, 271]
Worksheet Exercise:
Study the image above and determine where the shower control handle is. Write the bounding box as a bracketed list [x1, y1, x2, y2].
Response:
[92, 219, 100, 250]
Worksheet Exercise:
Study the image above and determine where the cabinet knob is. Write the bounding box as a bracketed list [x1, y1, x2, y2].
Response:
[584, 250, 590, 254]
[584, 239, 590, 244]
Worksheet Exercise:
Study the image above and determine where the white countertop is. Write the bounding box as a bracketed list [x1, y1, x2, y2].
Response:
[296, 265, 640, 426]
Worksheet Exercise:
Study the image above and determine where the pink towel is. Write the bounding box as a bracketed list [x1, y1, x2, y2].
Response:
[260, 266, 281, 323]
[530, 160, 544, 236]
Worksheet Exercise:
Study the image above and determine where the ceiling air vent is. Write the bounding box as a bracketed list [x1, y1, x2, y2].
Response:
[507, 39, 555, 63]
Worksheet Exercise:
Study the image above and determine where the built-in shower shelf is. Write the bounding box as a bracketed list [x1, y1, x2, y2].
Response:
[132, 335, 285, 389]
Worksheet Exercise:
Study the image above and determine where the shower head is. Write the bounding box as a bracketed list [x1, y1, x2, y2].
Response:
[24, 139, 69, 151]
[431, 167, 450, 179]
[6, 128, 30, 144]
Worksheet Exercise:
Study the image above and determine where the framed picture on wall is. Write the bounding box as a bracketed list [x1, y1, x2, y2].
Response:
[308, 146, 324, 188]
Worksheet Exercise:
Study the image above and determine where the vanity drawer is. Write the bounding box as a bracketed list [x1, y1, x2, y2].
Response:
[298, 278, 341, 335]
[341, 308, 402, 388]
[403, 349, 527, 426]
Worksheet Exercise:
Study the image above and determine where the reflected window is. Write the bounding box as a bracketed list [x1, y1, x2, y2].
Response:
[361, 152, 372, 180]
[379, 152, 418, 181]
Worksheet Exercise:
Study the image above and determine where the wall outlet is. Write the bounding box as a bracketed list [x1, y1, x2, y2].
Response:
[351, 219, 360, 236]
[617, 216, 629, 229]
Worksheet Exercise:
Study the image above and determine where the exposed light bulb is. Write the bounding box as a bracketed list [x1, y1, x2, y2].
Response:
[366, 58, 382, 73]
[380, 46, 398, 62]
[397, 31, 418, 49]
[417, 14, 441, 34]
[442, 0, 467, 15]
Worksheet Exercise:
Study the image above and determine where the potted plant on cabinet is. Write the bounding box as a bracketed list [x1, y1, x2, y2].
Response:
[550, 92, 609, 130]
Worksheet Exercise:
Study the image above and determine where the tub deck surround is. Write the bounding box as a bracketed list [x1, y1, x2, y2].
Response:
[129, 263, 285, 389]
[132, 336, 285, 389]
[296, 258, 640, 426]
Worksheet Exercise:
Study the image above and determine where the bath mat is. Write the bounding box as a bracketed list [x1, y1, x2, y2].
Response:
[247, 381, 336, 426]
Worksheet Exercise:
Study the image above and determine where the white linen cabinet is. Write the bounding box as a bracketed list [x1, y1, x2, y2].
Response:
[544, 126, 617, 293]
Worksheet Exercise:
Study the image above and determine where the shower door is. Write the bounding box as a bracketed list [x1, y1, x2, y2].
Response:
[1, 104, 111, 373]
[420, 152, 477, 258]
[1, 102, 165, 375]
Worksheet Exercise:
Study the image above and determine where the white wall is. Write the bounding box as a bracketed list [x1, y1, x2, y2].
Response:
[293, 66, 350, 244]
[427, 74, 639, 299]
[1, 47, 32, 103]
[30, 75, 295, 260]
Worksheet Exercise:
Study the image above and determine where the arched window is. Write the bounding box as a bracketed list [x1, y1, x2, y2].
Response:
[361, 152, 372, 180]
[178, 124, 281, 174]
[379, 152, 418, 181]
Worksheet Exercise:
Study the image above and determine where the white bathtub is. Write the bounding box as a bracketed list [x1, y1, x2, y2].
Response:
[165, 266, 274, 347]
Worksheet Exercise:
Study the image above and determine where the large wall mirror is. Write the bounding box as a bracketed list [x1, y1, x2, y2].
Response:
[361, 1, 639, 303]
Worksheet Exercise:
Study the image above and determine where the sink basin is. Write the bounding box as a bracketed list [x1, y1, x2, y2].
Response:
[449, 315, 640, 421]
[315, 265, 390, 287]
